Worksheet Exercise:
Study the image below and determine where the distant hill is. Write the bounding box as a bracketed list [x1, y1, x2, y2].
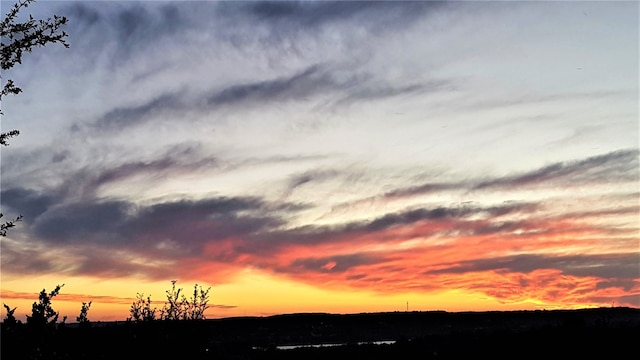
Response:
[197, 307, 640, 345]
[3, 307, 639, 359]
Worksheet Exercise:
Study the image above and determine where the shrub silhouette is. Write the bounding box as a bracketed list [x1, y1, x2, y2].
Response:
[163, 279, 185, 320]
[76, 301, 92, 328]
[185, 282, 211, 320]
[129, 280, 211, 322]
[1, 280, 216, 359]
[163, 280, 211, 320]
[2, 303, 20, 331]
[128, 292, 158, 322]
[1, 284, 94, 360]
[26, 284, 66, 329]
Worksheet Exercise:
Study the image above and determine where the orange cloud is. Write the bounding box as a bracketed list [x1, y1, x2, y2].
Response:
[1, 289, 136, 305]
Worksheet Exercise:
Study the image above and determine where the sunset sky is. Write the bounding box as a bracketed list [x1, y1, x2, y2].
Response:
[1, 0, 638, 322]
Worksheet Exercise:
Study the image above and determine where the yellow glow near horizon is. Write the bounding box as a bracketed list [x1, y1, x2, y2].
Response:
[0, 268, 562, 323]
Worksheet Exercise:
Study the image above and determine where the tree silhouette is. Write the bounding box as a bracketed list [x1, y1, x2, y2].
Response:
[0, 0, 69, 236]
[76, 301, 92, 328]
[2, 304, 20, 331]
[26, 284, 66, 329]
[1, 0, 69, 144]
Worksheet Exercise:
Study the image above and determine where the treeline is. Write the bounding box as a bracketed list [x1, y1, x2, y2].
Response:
[1, 281, 213, 360]
[3, 284, 639, 360]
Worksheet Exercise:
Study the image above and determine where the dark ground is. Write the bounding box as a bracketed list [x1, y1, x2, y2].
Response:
[2, 307, 639, 359]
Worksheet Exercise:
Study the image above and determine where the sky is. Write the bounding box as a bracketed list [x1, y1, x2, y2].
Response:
[1, 0, 638, 322]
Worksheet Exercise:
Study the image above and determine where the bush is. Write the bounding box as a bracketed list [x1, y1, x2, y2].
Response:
[26, 284, 66, 330]
[129, 280, 212, 322]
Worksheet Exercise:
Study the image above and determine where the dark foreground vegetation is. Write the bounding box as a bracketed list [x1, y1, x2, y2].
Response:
[2, 307, 639, 359]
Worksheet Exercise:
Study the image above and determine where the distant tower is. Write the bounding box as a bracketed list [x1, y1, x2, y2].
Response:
[406, 301, 409, 312]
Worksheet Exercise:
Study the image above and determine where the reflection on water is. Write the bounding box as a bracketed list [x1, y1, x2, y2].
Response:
[270, 340, 396, 350]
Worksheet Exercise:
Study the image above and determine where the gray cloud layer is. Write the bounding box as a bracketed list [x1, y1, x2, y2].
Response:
[427, 253, 639, 280]
[2, 149, 637, 290]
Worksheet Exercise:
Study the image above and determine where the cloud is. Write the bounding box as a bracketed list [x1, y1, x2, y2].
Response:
[229, 0, 445, 34]
[1, 243, 61, 275]
[0, 289, 237, 311]
[474, 149, 639, 190]
[355, 202, 533, 233]
[1, 189, 534, 280]
[3, 180, 637, 308]
[127, 197, 282, 245]
[427, 253, 639, 279]
[2, 0, 638, 314]
[32, 200, 130, 243]
[1, 289, 137, 305]
[207, 65, 338, 107]
[0, 188, 59, 220]
[87, 152, 219, 195]
[207, 64, 444, 109]
[58, 0, 453, 126]
[25, 195, 279, 246]
[1, 183, 291, 279]
[288, 253, 384, 274]
[328, 149, 639, 213]
[338, 79, 453, 105]
[3, 144, 221, 204]
[71, 61, 447, 140]
[64, 1, 193, 67]
[3, 147, 636, 288]
[88, 92, 185, 132]
[279, 168, 342, 200]
[60, 0, 445, 78]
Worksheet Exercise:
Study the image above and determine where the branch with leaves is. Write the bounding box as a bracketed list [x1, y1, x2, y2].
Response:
[1, 0, 69, 99]
[1, 0, 69, 144]
[1, 0, 69, 237]
[0, 213, 22, 236]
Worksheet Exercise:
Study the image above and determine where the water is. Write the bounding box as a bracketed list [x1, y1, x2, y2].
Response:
[270, 340, 396, 350]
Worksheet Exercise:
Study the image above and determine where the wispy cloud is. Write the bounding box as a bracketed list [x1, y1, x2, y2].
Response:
[1, 289, 137, 305]
[427, 253, 639, 279]
[474, 149, 639, 190]
[3, 149, 636, 297]
[88, 92, 185, 132]
[0, 289, 237, 310]
[227, 0, 446, 35]
[324, 149, 639, 214]
[207, 65, 337, 106]
[2, 0, 638, 314]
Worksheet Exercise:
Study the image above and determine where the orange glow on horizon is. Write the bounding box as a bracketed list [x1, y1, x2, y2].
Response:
[2, 267, 632, 323]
